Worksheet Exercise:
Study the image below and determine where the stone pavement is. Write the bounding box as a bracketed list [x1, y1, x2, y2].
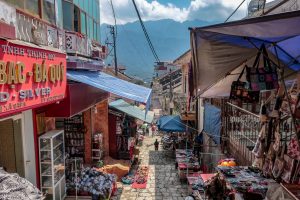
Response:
[112, 136, 189, 200]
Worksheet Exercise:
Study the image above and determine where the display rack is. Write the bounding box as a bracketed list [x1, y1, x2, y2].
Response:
[64, 115, 85, 158]
[39, 130, 66, 200]
[92, 133, 104, 163]
[65, 157, 84, 195]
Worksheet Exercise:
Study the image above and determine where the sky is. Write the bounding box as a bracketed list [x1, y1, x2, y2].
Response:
[100, 0, 257, 25]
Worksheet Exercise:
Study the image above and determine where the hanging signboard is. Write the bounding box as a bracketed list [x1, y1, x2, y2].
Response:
[0, 39, 67, 116]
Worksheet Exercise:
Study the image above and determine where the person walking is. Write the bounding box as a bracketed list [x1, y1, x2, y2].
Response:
[154, 139, 159, 151]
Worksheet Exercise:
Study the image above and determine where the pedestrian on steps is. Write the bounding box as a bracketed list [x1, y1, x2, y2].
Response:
[154, 139, 159, 151]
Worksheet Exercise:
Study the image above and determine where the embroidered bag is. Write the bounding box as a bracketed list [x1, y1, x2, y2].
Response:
[246, 44, 279, 91]
[230, 66, 260, 103]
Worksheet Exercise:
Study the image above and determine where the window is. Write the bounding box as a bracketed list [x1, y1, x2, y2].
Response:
[62, 0, 73, 31]
[93, 20, 97, 40]
[42, 0, 55, 24]
[78, 0, 84, 9]
[56, 0, 63, 28]
[74, 6, 80, 32]
[73, 0, 79, 6]
[25, 0, 39, 16]
[5, 0, 39, 16]
[80, 12, 87, 35]
[89, 17, 93, 38]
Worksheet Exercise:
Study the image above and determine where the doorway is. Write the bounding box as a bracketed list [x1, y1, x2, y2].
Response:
[0, 116, 25, 177]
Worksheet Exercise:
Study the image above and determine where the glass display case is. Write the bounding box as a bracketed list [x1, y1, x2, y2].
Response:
[39, 130, 66, 200]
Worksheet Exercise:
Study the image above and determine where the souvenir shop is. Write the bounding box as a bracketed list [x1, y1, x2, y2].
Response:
[0, 38, 67, 199]
[186, 10, 300, 199]
[34, 82, 116, 199]
[108, 99, 151, 161]
[108, 110, 137, 161]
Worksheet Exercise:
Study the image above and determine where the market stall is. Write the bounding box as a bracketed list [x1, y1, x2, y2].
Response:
[189, 10, 300, 199]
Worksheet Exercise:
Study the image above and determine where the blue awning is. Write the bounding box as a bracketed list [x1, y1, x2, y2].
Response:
[109, 99, 154, 123]
[157, 115, 187, 132]
[190, 10, 300, 95]
[67, 70, 152, 107]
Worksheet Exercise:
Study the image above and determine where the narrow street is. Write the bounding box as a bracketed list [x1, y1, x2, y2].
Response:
[112, 135, 189, 200]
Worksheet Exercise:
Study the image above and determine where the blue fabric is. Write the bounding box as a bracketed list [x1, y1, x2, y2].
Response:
[109, 99, 154, 123]
[204, 103, 221, 144]
[157, 115, 187, 132]
[67, 70, 152, 108]
[197, 31, 300, 71]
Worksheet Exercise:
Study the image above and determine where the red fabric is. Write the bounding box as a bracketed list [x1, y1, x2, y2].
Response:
[132, 166, 149, 189]
[200, 174, 216, 182]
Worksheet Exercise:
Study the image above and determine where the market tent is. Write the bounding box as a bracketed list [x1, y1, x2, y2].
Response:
[157, 115, 187, 132]
[190, 10, 300, 96]
[67, 70, 152, 108]
[109, 99, 154, 123]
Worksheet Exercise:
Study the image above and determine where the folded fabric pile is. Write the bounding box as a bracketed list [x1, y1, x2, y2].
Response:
[97, 164, 129, 181]
[68, 167, 116, 198]
[0, 169, 43, 200]
[134, 166, 149, 184]
[121, 174, 134, 185]
[192, 179, 204, 192]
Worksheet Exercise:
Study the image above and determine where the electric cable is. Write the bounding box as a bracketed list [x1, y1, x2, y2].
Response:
[224, 0, 247, 22]
[131, 0, 160, 62]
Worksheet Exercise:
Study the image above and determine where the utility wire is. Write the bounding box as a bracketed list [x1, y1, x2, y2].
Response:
[224, 0, 247, 22]
[109, 0, 117, 34]
[131, 0, 160, 62]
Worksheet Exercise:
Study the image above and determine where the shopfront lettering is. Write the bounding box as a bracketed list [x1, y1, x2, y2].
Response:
[19, 88, 51, 100]
[0, 60, 64, 85]
[1, 45, 56, 60]
[0, 40, 66, 116]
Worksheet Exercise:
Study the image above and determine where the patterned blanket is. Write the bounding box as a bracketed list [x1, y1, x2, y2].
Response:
[0, 169, 43, 200]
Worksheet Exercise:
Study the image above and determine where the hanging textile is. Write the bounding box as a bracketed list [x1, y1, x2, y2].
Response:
[204, 103, 221, 144]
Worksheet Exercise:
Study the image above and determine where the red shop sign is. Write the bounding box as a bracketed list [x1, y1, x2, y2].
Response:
[0, 40, 67, 117]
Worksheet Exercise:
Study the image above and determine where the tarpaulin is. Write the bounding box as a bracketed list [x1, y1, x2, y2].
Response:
[204, 103, 221, 144]
[190, 10, 300, 96]
[67, 70, 152, 109]
[157, 115, 187, 132]
[109, 99, 154, 123]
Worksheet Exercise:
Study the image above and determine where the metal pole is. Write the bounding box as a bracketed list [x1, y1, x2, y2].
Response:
[110, 26, 118, 76]
[169, 69, 173, 115]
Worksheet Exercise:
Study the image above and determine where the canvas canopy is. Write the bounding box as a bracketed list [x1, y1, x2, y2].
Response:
[67, 70, 152, 108]
[190, 10, 300, 96]
[157, 115, 187, 132]
[109, 99, 154, 123]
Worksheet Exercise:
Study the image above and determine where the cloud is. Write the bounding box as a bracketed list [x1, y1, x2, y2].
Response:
[100, 0, 250, 25]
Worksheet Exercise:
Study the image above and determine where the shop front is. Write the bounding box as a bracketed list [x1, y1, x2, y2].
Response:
[108, 99, 154, 161]
[0, 38, 67, 189]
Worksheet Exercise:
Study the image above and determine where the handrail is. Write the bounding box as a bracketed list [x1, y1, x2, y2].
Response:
[226, 102, 260, 118]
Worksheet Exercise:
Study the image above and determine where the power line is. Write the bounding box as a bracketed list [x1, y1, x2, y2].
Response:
[224, 0, 247, 22]
[131, 0, 160, 62]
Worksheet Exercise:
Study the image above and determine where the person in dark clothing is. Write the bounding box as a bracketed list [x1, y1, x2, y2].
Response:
[194, 132, 203, 160]
[154, 139, 159, 151]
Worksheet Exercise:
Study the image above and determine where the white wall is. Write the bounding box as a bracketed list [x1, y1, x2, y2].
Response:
[22, 110, 37, 186]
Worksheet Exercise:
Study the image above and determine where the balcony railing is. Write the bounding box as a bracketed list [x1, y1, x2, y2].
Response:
[65, 31, 89, 56]
[15, 10, 65, 51]
[223, 102, 260, 165]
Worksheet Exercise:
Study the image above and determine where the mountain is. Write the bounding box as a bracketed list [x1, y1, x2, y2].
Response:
[101, 19, 215, 81]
